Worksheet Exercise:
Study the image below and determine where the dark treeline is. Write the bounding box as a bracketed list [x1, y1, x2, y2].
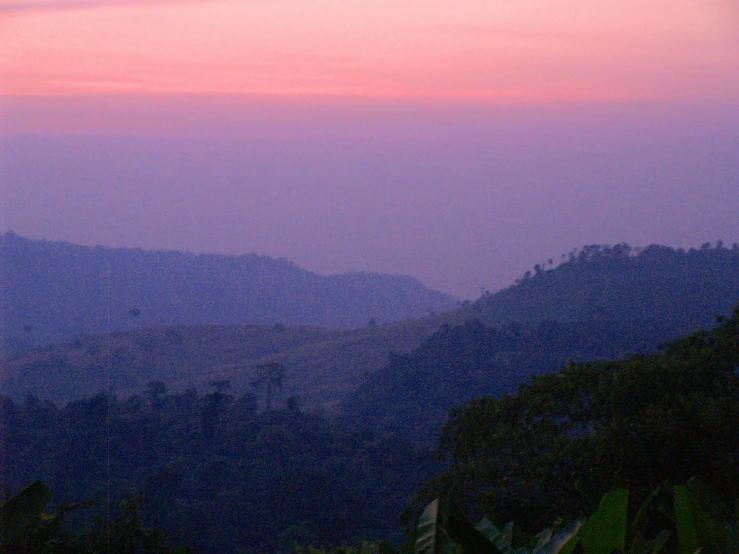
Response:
[415, 304, 739, 536]
[341, 316, 665, 445]
[457, 242, 739, 336]
[0, 384, 437, 552]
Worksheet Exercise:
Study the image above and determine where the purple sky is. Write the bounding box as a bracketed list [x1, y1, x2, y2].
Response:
[3, 98, 739, 298]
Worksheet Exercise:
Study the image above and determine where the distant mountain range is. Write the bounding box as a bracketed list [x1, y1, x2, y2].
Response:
[2, 240, 738, 417]
[0, 233, 457, 352]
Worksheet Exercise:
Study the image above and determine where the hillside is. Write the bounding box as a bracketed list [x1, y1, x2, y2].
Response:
[341, 317, 664, 444]
[0, 232, 457, 352]
[342, 243, 739, 443]
[454, 243, 739, 338]
[0, 318, 443, 407]
[3, 241, 738, 412]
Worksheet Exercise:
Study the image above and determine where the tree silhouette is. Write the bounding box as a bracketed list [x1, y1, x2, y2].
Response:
[145, 380, 167, 411]
[201, 380, 232, 441]
[250, 363, 285, 411]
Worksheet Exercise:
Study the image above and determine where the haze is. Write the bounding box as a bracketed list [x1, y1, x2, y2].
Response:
[2, 0, 738, 298]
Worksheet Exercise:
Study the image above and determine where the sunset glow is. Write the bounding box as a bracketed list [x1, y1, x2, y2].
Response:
[1, 0, 737, 102]
[3, 0, 739, 298]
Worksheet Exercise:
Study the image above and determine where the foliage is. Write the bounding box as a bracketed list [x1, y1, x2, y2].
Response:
[251, 363, 286, 411]
[414, 306, 739, 532]
[413, 480, 739, 554]
[0, 384, 437, 552]
[343, 316, 682, 445]
[0, 481, 52, 546]
[0, 482, 190, 553]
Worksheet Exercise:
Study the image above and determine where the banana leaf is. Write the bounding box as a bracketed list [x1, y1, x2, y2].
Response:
[0, 480, 53, 545]
[564, 489, 628, 554]
[417, 499, 441, 554]
[674, 485, 719, 554]
[476, 518, 502, 544]
[446, 514, 502, 554]
[536, 519, 586, 554]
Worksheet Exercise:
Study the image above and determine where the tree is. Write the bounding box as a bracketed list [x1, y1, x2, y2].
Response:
[251, 363, 285, 411]
[145, 381, 167, 412]
[200, 380, 232, 441]
[0, 481, 191, 552]
[416, 306, 739, 532]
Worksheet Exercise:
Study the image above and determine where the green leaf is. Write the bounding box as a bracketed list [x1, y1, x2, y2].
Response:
[674, 486, 720, 554]
[0, 480, 53, 545]
[446, 515, 502, 554]
[496, 521, 515, 551]
[646, 530, 672, 554]
[686, 478, 735, 531]
[536, 519, 586, 554]
[578, 489, 628, 554]
[629, 486, 660, 544]
[558, 537, 583, 554]
[416, 499, 441, 554]
[534, 529, 553, 553]
[476, 518, 502, 544]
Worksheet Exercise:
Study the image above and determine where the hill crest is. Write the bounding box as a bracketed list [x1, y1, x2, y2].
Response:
[1, 232, 457, 352]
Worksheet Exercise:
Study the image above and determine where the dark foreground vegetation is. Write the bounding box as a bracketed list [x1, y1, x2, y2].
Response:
[3, 306, 739, 552]
[0, 383, 436, 551]
[418, 305, 739, 534]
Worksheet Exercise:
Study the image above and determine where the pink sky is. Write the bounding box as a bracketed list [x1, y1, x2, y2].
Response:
[2, 0, 739, 298]
[1, 0, 738, 102]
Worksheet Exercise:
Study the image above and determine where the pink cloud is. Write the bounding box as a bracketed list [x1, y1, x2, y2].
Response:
[1, 0, 736, 102]
[0, 0, 208, 13]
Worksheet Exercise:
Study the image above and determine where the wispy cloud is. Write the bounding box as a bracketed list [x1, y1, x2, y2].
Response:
[0, 0, 210, 13]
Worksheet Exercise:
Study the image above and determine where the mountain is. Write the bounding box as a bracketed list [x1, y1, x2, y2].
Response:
[0, 232, 457, 352]
[3, 241, 738, 415]
[453, 242, 739, 339]
[342, 243, 739, 444]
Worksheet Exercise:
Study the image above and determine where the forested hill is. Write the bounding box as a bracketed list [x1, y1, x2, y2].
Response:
[343, 243, 739, 444]
[454, 242, 739, 340]
[0, 233, 457, 352]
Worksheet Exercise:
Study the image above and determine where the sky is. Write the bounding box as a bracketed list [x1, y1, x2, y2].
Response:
[1, 0, 738, 298]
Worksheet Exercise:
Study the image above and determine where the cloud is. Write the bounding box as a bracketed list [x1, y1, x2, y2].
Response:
[0, 0, 211, 13]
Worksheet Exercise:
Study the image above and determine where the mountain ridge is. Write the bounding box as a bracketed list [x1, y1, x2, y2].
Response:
[3, 240, 738, 413]
[1, 232, 457, 352]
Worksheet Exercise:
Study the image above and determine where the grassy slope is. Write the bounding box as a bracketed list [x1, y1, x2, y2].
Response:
[0, 317, 444, 407]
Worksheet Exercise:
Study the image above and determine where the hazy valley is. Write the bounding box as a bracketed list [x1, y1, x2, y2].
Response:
[3, 236, 739, 552]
